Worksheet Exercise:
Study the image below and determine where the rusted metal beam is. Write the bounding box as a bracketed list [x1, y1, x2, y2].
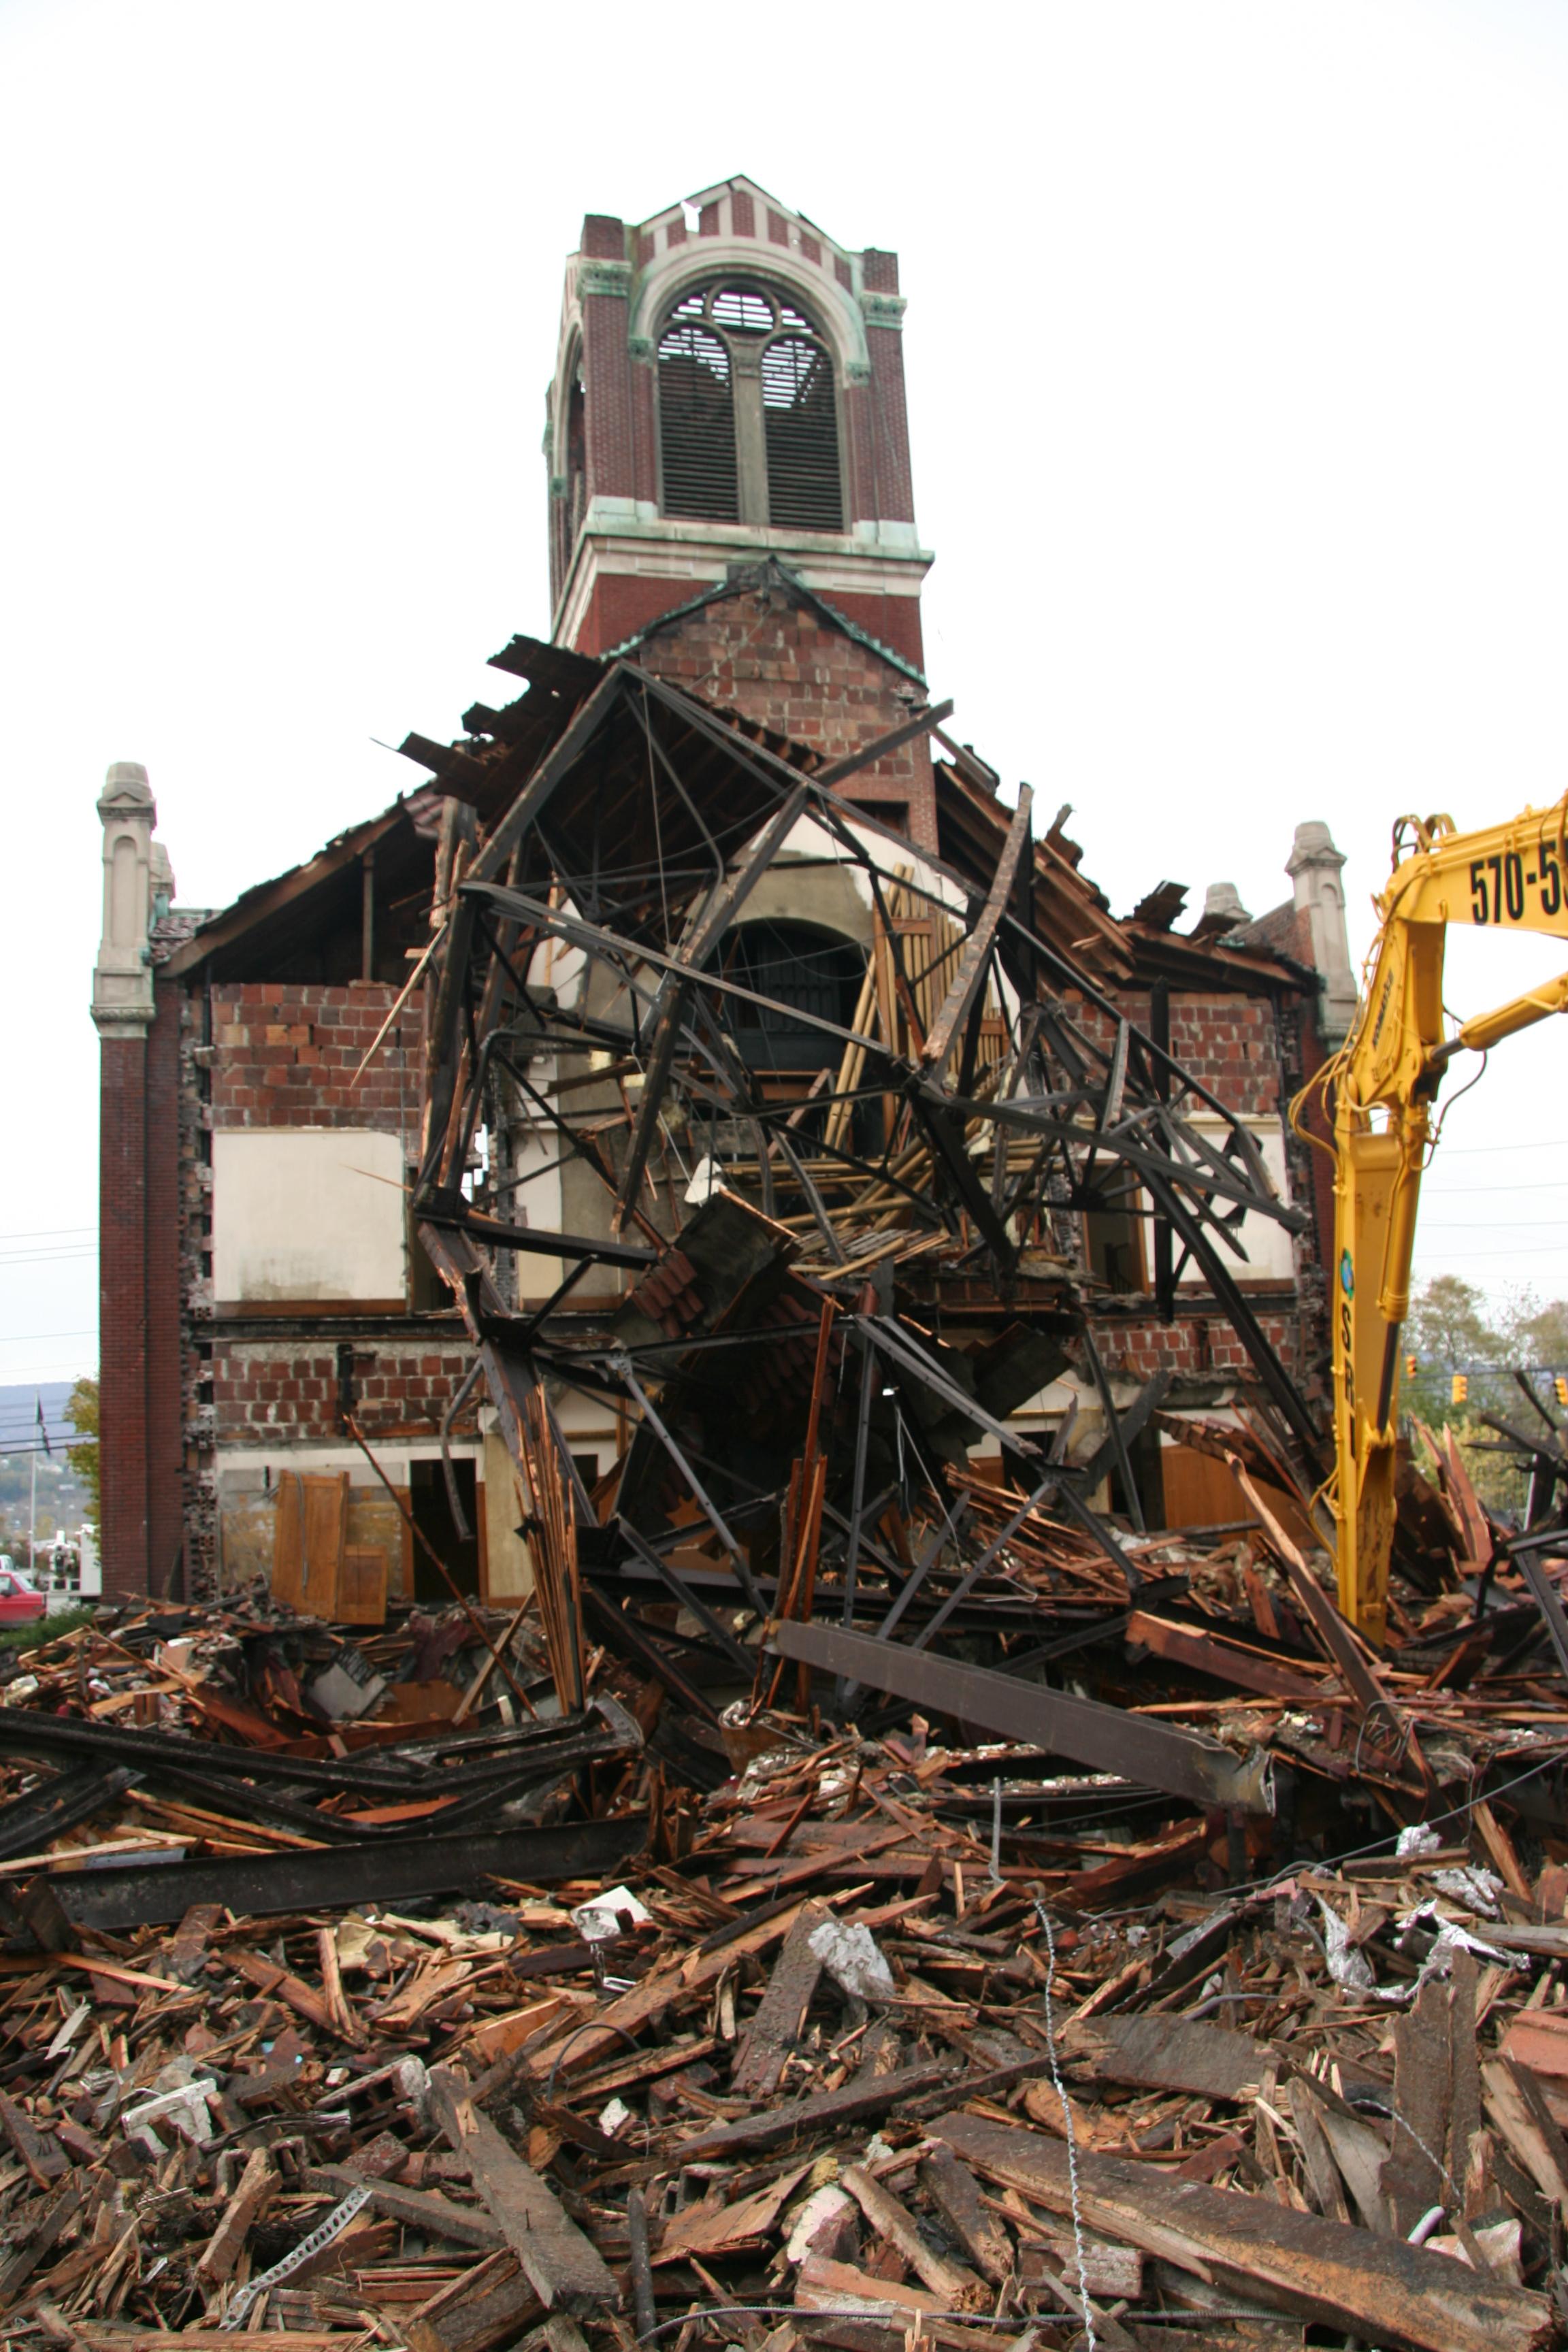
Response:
[766, 1619, 1273, 1814]
[26, 1818, 649, 1936]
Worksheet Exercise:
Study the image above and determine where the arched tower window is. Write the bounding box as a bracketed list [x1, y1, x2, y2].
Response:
[656, 281, 843, 532]
[657, 316, 738, 521]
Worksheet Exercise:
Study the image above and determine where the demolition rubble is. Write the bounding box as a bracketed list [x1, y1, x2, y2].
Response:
[29, 649, 1568, 2351]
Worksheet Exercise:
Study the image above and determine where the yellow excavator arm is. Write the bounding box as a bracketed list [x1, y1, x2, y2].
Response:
[1297, 796, 1568, 1644]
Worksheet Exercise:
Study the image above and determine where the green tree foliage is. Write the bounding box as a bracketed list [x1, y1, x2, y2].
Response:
[65, 1377, 99, 1520]
[1401, 1277, 1568, 1519]
[1403, 1276, 1503, 1425]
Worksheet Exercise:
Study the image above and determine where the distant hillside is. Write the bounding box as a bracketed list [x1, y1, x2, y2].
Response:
[0, 1381, 80, 1457]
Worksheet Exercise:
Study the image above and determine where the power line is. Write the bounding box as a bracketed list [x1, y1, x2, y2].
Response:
[1424, 1178, 1568, 1195]
[0, 1330, 96, 1346]
[1433, 1136, 1568, 1156]
[1423, 1218, 1568, 1230]
[1414, 1245, 1568, 1260]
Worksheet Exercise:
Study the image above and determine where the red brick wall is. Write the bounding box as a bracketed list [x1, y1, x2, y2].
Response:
[583, 292, 635, 504]
[866, 325, 915, 527]
[1071, 979, 1329, 1407]
[631, 588, 937, 846]
[212, 1341, 476, 1447]
[210, 982, 423, 1143]
[1075, 990, 1281, 1119]
[97, 985, 186, 1599]
[1097, 1311, 1301, 1384]
[201, 981, 460, 1454]
[575, 572, 926, 676]
[146, 985, 184, 1596]
[99, 1031, 149, 1598]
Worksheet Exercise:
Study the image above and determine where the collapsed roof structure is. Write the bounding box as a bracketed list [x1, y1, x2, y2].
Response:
[399, 629, 1330, 1804]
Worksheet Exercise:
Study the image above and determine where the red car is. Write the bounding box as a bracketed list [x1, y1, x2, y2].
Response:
[0, 1569, 46, 1624]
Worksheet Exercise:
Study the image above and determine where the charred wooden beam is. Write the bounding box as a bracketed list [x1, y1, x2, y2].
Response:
[767, 1619, 1273, 1814]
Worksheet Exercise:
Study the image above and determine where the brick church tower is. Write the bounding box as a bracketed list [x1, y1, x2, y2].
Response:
[544, 177, 938, 845]
[85, 177, 1354, 1601]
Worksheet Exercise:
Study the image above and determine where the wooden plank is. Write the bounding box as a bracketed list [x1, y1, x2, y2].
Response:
[730, 1899, 826, 2097]
[337, 1546, 389, 1627]
[934, 2106, 1551, 2352]
[307, 2165, 504, 2250]
[921, 787, 1033, 1081]
[404, 2254, 540, 2352]
[1483, 2059, 1568, 2224]
[1473, 1801, 1533, 1902]
[656, 2164, 810, 2264]
[796, 2255, 947, 2318]
[77, 2337, 364, 2350]
[1314, 2097, 1395, 2234]
[229, 1948, 339, 2037]
[1286, 2080, 1350, 2224]
[195, 2148, 277, 2285]
[0, 2180, 81, 2313]
[1126, 1612, 1330, 1707]
[167, 1901, 224, 1984]
[272, 1471, 305, 1612]
[1383, 1976, 1450, 2236]
[917, 2146, 1011, 2286]
[521, 1893, 829, 2084]
[1449, 1948, 1486, 2214]
[299, 1472, 349, 1618]
[1075, 2013, 1268, 2102]
[429, 2065, 621, 2314]
[1499, 2000, 1568, 2106]
[0, 2088, 67, 2185]
[840, 2164, 983, 2306]
[674, 2059, 953, 2164]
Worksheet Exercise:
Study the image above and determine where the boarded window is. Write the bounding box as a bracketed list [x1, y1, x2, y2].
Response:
[658, 322, 738, 521]
[762, 335, 843, 530]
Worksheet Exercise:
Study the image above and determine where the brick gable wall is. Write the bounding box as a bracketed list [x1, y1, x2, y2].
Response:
[632, 587, 938, 847]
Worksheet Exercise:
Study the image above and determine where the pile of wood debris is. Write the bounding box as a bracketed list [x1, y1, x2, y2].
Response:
[1, 1592, 1568, 2352]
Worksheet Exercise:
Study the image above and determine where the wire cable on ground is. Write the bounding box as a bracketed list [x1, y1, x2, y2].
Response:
[1032, 1899, 1095, 2352]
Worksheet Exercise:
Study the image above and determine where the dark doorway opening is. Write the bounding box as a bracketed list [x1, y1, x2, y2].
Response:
[408, 1458, 480, 1602]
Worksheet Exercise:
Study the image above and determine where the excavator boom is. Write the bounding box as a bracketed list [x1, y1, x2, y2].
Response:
[1298, 798, 1568, 1642]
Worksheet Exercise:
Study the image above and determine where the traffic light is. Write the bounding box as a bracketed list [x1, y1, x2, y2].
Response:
[1405, 1354, 1418, 1379]
[1555, 1375, 1568, 1408]
[1450, 1373, 1469, 1407]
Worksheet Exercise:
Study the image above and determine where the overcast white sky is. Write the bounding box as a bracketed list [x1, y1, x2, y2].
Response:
[5, 0, 1568, 1391]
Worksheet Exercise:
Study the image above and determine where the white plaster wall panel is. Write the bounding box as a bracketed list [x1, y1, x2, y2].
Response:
[1177, 1120, 1296, 1284]
[212, 1130, 406, 1305]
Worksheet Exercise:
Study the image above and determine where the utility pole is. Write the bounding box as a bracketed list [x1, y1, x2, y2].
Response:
[28, 1399, 37, 1575]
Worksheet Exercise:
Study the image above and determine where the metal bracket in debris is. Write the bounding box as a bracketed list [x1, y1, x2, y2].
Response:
[222, 2183, 373, 2328]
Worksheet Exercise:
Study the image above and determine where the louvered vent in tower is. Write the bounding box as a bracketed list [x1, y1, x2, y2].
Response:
[657, 323, 739, 521]
[762, 335, 843, 531]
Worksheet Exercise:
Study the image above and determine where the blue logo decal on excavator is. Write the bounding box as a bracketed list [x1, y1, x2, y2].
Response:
[1339, 1250, 1354, 1299]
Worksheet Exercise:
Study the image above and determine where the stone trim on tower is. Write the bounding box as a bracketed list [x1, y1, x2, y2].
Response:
[546, 178, 932, 681]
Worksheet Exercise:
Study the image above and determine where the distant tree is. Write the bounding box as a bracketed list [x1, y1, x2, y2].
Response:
[1403, 1276, 1503, 1423]
[1506, 1292, 1568, 1380]
[1403, 1279, 1568, 1519]
[65, 1377, 99, 1520]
